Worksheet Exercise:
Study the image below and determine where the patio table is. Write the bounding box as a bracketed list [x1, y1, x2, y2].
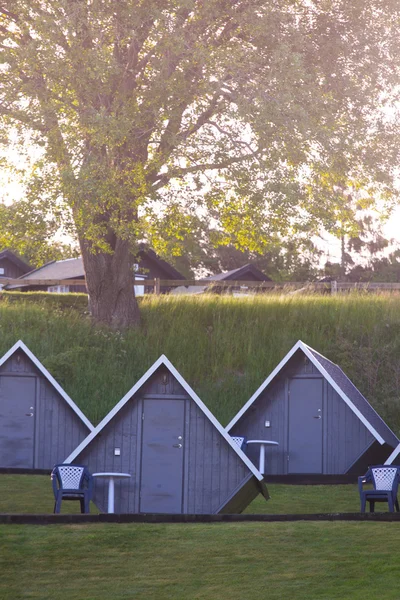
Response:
[246, 440, 279, 475]
[92, 472, 131, 513]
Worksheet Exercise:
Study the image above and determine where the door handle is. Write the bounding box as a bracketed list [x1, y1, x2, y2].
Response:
[25, 413, 34, 417]
[173, 444, 182, 448]
[313, 415, 321, 419]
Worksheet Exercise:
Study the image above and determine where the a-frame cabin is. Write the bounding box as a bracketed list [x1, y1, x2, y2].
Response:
[0, 340, 93, 470]
[227, 341, 399, 477]
[65, 355, 268, 514]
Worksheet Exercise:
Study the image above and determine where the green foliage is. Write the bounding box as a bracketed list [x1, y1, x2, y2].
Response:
[0, 201, 78, 268]
[1, 294, 400, 433]
[0, 0, 399, 263]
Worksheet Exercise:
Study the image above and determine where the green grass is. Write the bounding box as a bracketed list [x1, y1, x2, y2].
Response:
[1, 293, 400, 430]
[2, 475, 400, 599]
[0, 475, 388, 515]
[2, 521, 400, 599]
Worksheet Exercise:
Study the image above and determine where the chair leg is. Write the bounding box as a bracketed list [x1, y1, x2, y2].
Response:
[84, 496, 90, 514]
[369, 501, 375, 513]
[80, 498, 85, 514]
[388, 496, 394, 513]
[361, 496, 366, 513]
[55, 494, 63, 514]
[395, 498, 399, 512]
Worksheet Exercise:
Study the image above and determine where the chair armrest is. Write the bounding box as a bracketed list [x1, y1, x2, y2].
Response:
[51, 468, 58, 498]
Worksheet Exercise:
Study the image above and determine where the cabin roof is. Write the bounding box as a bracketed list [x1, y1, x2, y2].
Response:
[204, 263, 271, 282]
[18, 257, 85, 280]
[136, 247, 185, 280]
[64, 355, 264, 482]
[0, 249, 31, 274]
[0, 340, 94, 431]
[226, 340, 399, 448]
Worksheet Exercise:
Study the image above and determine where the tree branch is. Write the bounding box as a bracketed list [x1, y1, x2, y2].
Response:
[151, 151, 259, 190]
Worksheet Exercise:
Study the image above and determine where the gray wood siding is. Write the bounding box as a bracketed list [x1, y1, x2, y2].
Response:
[323, 380, 374, 474]
[75, 366, 255, 514]
[230, 376, 287, 475]
[186, 400, 250, 514]
[36, 378, 90, 469]
[231, 351, 376, 475]
[0, 351, 39, 375]
[78, 399, 141, 513]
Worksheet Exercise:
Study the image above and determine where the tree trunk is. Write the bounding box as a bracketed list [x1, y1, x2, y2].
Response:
[80, 238, 141, 328]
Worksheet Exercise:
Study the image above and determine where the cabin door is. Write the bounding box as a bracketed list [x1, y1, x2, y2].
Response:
[0, 376, 37, 468]
[139, 398, 186, 513]
[288, 378, 323, 474]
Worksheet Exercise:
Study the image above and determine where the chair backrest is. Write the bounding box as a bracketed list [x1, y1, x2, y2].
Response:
[231, 436, 247, 451]
[371, 466, 399, 491]
[52, 464, 87, 490]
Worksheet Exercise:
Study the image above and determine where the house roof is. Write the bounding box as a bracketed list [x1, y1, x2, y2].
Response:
[226, 340, 399, 448]
[204, 263, 271, 282]
[14, 250, 181, 285]
[19, 257, 85, 281]
[137, 248, 185, 280]
[0, 249, 31, 274]
[0, 340, 94, 431]
[64, 354, 265, 484]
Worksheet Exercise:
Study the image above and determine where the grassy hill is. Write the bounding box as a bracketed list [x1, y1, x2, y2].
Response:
[1, 292, 400, 432]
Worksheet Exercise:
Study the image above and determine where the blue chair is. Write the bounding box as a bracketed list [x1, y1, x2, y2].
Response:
[231, 436, 248, 452]
[358, 465, 400, 513]
[51, 464, 93, 514]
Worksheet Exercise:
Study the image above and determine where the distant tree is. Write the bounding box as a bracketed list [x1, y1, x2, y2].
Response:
[1, 1, 400, 325]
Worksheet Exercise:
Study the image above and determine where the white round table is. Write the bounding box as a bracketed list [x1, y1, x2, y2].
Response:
[246, 440, 279, 475]
[92, 472, 131, 513]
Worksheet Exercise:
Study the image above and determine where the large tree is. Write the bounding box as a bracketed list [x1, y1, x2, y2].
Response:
[0, 1, 399, 326]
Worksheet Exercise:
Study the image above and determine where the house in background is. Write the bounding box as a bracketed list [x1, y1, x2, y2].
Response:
[65, 355, 268, 514]
[0, 250, 31, 286]
[7, 249, 184, 295]
[135, 248, 185, 293]
[9, 257, 88, 293]
[227, 340, 399, 477]
[172, 263, 271, 295]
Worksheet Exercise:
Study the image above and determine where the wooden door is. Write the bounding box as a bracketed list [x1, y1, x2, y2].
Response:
[139, 398, 186, 513]
[288, 378, 323, 474]
[0, 376, 36, 468]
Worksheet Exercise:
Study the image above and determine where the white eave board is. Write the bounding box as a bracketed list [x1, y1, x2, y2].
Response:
[0, 340, 94, 431]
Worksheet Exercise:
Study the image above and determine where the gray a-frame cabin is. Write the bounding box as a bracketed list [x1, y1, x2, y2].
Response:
[65, 355, 268, 514]
[227, 341, 399, 476]
[0, 340, 94, 470]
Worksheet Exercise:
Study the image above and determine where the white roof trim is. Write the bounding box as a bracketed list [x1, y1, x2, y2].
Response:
[226, 340, 304, 431]
[0, 340, 94, 431]
[65, 355, 264, 481]
[385, 445, 400, 465]
[226, 340, 385, 445]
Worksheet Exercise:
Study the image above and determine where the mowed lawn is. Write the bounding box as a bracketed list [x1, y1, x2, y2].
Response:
[0, 474, 388, 514]
[2, 521, 400, 599]
[1, 475, 400, 599]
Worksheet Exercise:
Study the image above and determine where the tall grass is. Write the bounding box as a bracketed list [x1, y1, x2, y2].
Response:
[1, 293, 400, 431]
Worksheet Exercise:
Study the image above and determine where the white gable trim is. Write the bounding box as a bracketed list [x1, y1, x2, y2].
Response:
[64, 355, 264, 481]
[0, 340, 94, 431]
[385, 445, 400, 465]
[226, 340, 385, 445]
[226, 340, 304, 431]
